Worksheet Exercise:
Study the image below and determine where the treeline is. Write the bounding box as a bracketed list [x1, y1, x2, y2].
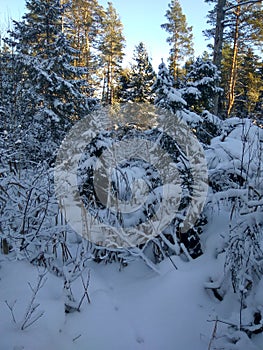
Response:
[1, 0, 262, 120]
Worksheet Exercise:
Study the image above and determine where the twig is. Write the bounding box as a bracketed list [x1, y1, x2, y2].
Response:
[5, 300, 17, 325]
[5, 271, 47, 330]
[180, 243, 193, 261]
[73, 334, 82, 342]
[77, 269, 91, 311]
[166, 251, 178, 270]
[208, 318, 218, 350]
[225, 0, 262, 13]
[20, 271, 47, 330]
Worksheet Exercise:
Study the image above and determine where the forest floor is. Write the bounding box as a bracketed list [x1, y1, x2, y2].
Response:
[1, 221, 263, 350]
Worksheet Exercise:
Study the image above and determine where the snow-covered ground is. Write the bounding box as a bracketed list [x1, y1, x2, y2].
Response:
[0, 254, 217, 350]
[1, 216, 262, 350]
[1, 117, 263, 350]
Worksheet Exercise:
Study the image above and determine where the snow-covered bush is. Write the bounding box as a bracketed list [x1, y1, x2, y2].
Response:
[76, 122, 203, 263]
[205, 116, 263, 339]
[0, 162, 87, 269]
[194, 110, 222, 145]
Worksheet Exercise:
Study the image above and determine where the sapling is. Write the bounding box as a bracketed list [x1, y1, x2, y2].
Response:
[5, 269, 47, 330]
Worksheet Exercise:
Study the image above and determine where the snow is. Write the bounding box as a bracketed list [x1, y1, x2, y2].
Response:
[181, 109, 202, 127]
[1, 43, 263, 350]
[0, 252, 220, 350]
[1, 200, 262, 350]
[202, 110, 222, 129]
[167, 90, 187, 105]
[183, 86, 201, 98]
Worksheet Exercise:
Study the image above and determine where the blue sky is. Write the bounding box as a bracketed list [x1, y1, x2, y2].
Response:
[0, 0, 212, 70]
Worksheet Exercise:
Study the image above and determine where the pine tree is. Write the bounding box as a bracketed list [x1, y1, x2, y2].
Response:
[125, 42, 156, 103]
[161, 0, 194, 86]
[205, 0, 263, 116]
[3, 0, 92, 162]
[205, 0, 263, 70]
[99, 2, 125, 105]
[234, 48, 263, 115]
[64, 0, 105, 95]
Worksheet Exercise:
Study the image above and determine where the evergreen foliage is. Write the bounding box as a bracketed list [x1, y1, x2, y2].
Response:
[99, 2, 125, 104]
[125, 42, 156, 103]
[182, 57, 222, 112]
[2, 0, 92, 163]
[161, 0, 194, 85]
[119, 42, 156, 103]
[152, 60, 187, 112]
[115, 67, 132, 103]
[64, 0, 105, 95]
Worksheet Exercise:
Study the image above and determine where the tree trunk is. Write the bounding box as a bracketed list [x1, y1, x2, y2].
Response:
[227, 4, 241, 117]
[213, 0, 226, 115]
[102, 57, 112, 105]
[213, 0, 227, 69]
[171, 48, 179, 86]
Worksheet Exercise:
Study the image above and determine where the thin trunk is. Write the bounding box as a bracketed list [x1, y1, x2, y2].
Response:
[213, 0, 226, 115]
[102, 68, 106, 103]
[85, 33, 90, 85]
[108, 55, 113, 104]
[102, 58, 112, 105]
[213, 0, 227, 69]
[84, 9, 91, 86]
[171, 48, 179, 85]
[106, 60, 111, 104]
[227, 4, 240, 117]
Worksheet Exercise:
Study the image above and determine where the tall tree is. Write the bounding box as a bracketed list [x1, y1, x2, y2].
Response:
[99, 2, 125, 105]
[205, 0, 227, 70]
[205, 0, 263, 116]
[3, 0, 91, 162]
[123, 42, 156, 103]
[233, 48, 263, 115]
[225, 1, 263, 115]
[205, 0, 226, 115]
[206, 0, 263, 70]
[161, 0, 194, 86]
[64, 0, 104, 95]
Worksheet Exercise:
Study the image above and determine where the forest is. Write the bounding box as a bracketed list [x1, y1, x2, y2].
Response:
[0, 0, 263, 349]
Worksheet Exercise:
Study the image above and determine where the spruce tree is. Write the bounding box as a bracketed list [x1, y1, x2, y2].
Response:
[152, 60, 186, 113]
[116, 67, 132, 103]
[161, 0, 194, 86]
[4, 0, 92, 162]
[182, 57, 222, 112]
[126, 42, 156, 103]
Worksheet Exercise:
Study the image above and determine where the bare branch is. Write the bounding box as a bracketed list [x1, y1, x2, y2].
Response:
[77, 269, 91, 311]
[5, 300, 17, 325]
[225, 0, 262, 13]
[208, 318, 218, 350]
[20, 272, 47, 330]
